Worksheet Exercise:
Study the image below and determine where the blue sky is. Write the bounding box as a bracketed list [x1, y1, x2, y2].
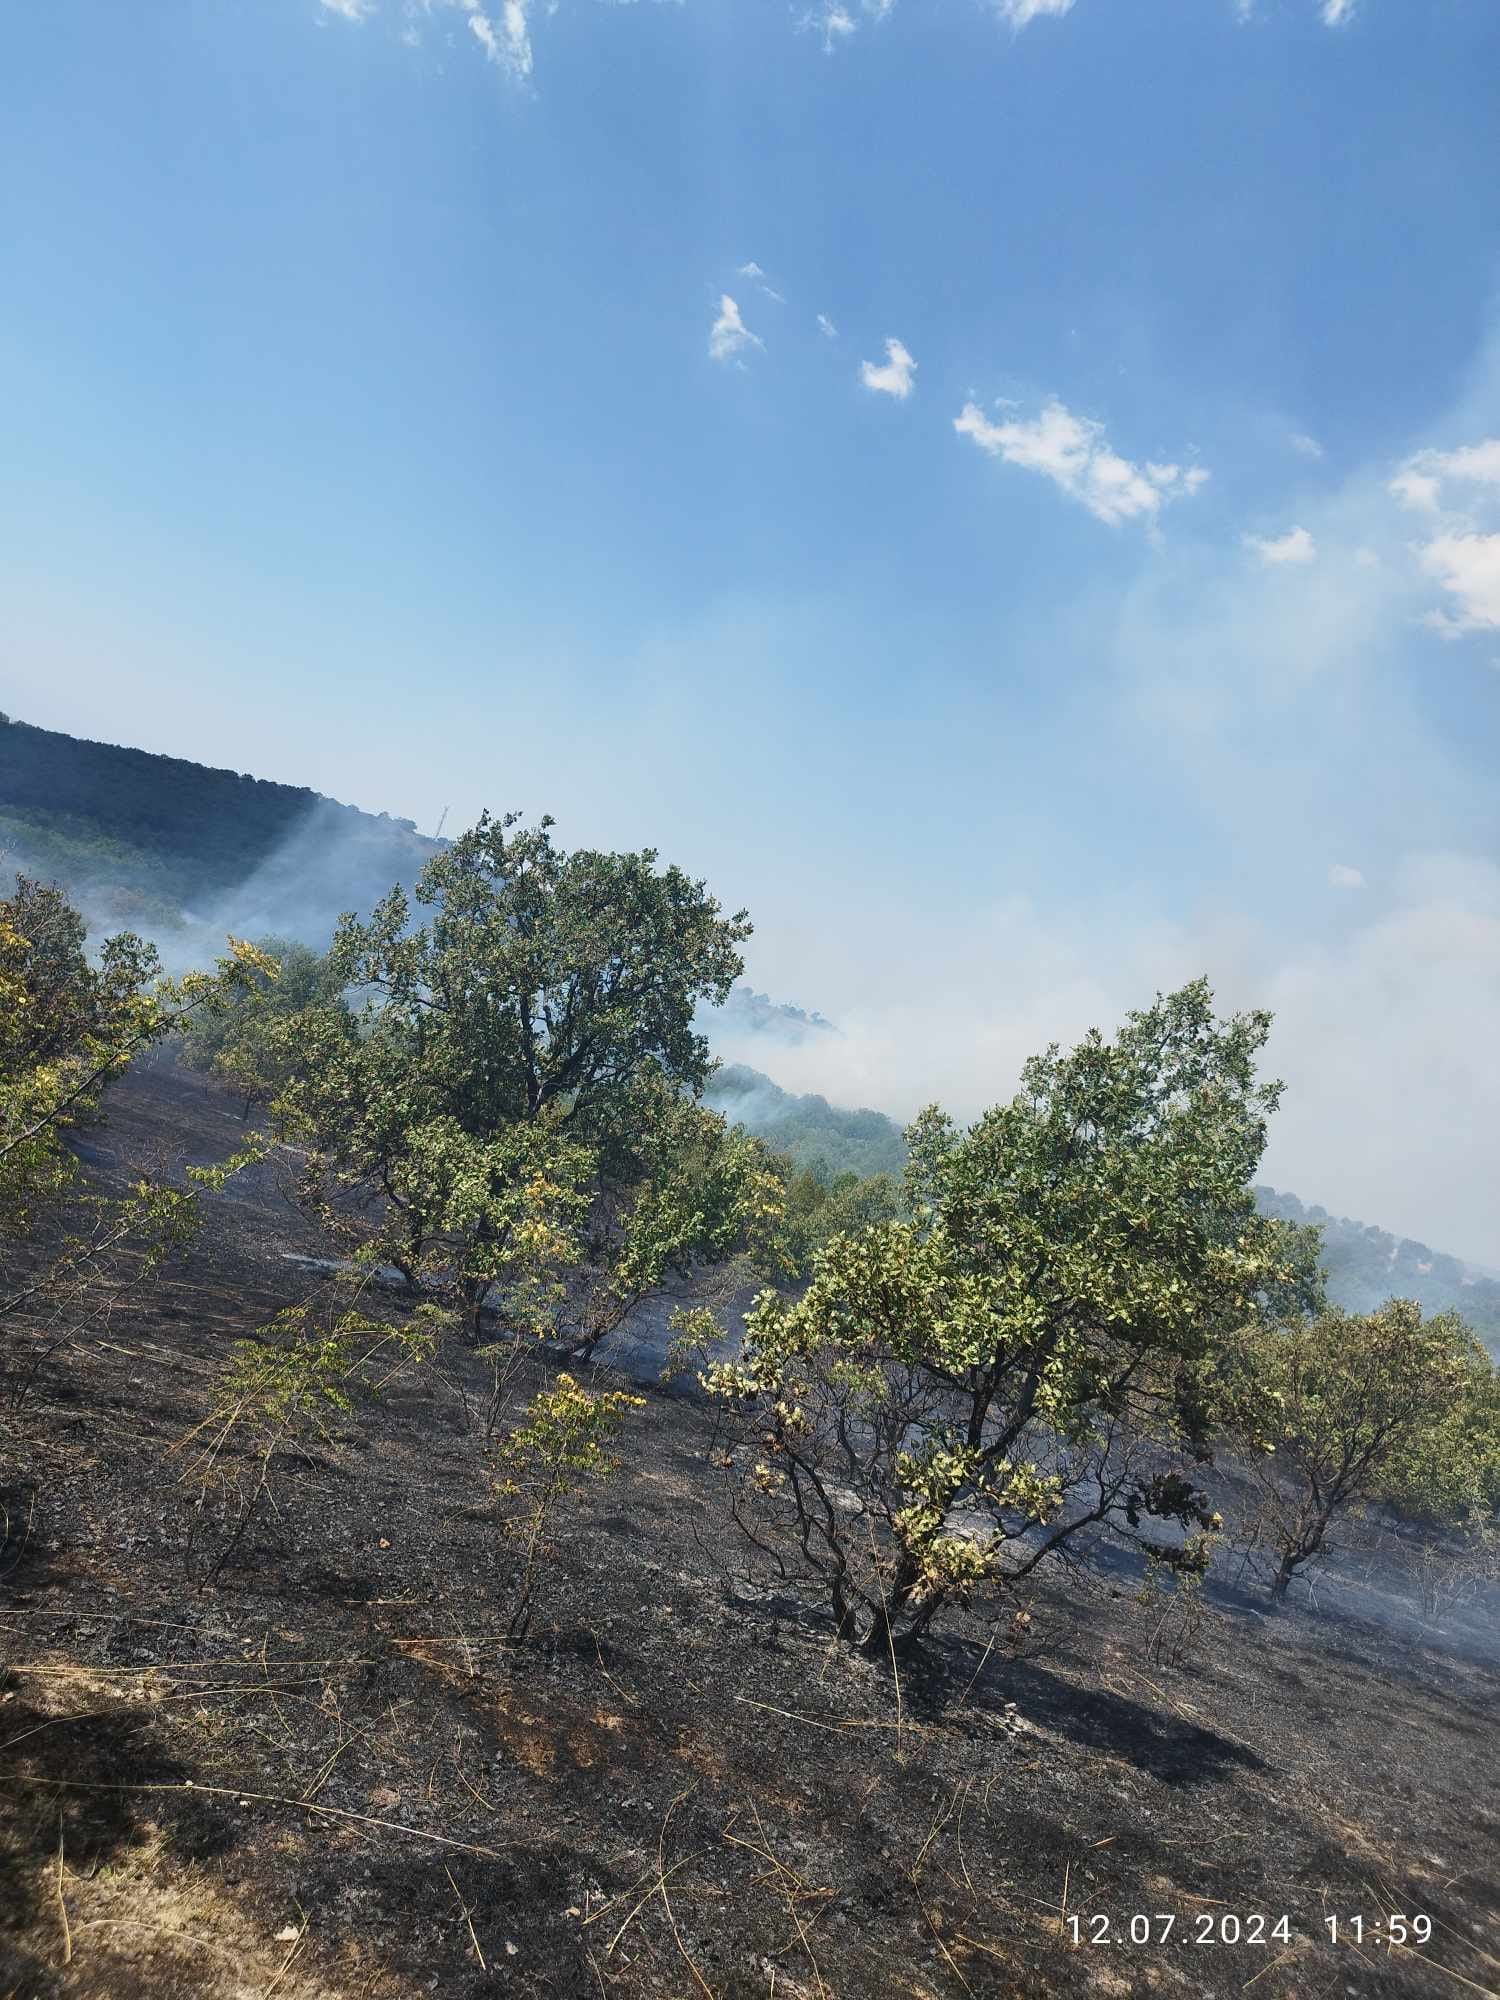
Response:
[3, 0, 1500, 1257]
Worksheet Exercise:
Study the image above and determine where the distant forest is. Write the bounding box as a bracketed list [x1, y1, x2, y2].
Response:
[1256, 1185, 1500, 1357]
[704, 1064, 910, 1182]
[5, 715, 1494, 1354]
[0, 715, 440, 943]
[707, 1066, 1500, 1356]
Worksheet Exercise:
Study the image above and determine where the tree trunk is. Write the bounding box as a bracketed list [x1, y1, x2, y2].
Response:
[1269, 1552, 1298, 1603]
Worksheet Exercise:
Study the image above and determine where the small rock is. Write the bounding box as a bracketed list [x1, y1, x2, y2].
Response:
[275, 1925, 300, 1942]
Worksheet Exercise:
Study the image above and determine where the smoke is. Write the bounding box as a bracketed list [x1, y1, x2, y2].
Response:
[0, 795, 440, 976]
[709, 851, 1500, 1268]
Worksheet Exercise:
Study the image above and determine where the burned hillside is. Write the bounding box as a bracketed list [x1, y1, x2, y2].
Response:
[2, 1055, 1497, 2000]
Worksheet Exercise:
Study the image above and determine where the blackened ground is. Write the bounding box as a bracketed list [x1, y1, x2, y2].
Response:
[0, 1058, 1495, 2000]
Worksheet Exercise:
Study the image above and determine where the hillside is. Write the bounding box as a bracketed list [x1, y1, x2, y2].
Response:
[0, 716, 440, 946]
[704, 1063, 908, 1182]
[2, 1056, 1496, 2000]
[1257, 1185, 1500, 1357]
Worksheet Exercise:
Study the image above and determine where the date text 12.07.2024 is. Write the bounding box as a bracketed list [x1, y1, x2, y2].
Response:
[1067, 1913, 1433, 1948]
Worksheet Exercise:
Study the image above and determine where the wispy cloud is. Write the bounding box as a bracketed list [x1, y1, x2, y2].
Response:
[954, 396, 1208, 527]
[709, 294, 763, 365]
[860, 339, 917, 400]
[1244, 524, 1317, 565]
[800, 0, 857, 50]
[1390, 438, 1500, 512]
[737, 261, 786, 305]
[320, 0, 374, 18]
[1321, 0, 1357, 23]
[405, 0, 532, 77]
[816, 314, 838, 341]
[1328, 862, 1365, 888]
[995, 0, 1077, 25]
[1290, 432, 1325, 460]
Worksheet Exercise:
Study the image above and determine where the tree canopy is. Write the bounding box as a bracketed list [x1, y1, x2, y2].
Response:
[1225, 1299, 1500, 1600]
[706, 980, 1326, 1652]
[271, 813, 778, 1342]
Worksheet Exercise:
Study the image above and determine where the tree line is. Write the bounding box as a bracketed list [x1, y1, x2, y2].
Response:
[4, 812, 1498, 1657]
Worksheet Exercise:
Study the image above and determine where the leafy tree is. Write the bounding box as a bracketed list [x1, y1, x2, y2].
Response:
[177, 935, 352, 1118]
[568, 1078, 791, 1360]
[1228, 1300, 1500, 1601]
[180, 1281, 446, 1583]
[1, 877, 270, 1390]
[776, 1163, 904, 1276]
[705, 981, 1319, 1654]
[494, 1372, 643, 1635]
[271, 813, 770, 1344]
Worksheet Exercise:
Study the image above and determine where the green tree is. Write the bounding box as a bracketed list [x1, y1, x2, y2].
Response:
[705, 981, 1318, 1654]
[494, 1372, 643, 1635]
[177, 935, 352, 1119]
[775, 1163, 905, 1276]
[1227, 1300, 1498, 1602]
[1, 877, 270, 1389]
[272, 813, 768, 1343]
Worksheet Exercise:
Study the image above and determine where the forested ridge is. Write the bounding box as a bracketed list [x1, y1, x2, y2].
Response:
[703, 1062, 909, 1180]
[0, 714, 440, 936]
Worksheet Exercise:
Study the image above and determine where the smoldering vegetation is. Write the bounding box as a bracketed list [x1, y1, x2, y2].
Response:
[1, 1057, 1497, 2000]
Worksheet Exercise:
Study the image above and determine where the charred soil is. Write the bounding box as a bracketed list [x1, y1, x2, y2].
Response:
[1, 1061, 1496, 2000]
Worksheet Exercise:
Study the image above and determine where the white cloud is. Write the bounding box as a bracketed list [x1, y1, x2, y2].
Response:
[1321, 0, 1357, 22]
[1290, 432, 1324, 460]
[1418, 533, 1500, 635]
[995, 0, 1077, 25]
[816, 314, 838, 341]
[499, 0, 530, 73]
[468, 10, 501, 57]
[1354, 547, 1380, 568]
[1428, 439, 1500, 487]
[410, 0, 531, 77]
[800, 1, 856, 49]
[954, 396, 1208, 528]
[1390, 438, 1500, 513]
[1387, 438, 1500, 636]
[709, 294, 763, 365]
[1244, 525, 1317, 565]
[736, 262, 785, 305]
[1389, 467, 1441, 512]
[1328, 863, 1365, 888]
[797, 0, 896, 42]
[320, 0, 373, 17]
[860, 339, 917, 401]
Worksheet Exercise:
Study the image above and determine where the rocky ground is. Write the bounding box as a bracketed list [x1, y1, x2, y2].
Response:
[1, 1058, 1497, 2000]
